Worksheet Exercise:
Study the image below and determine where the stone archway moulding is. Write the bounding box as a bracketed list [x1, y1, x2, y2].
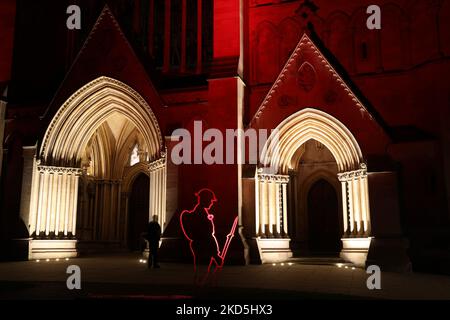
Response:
[40, 76, 163, 167]
[259, 108, 363, 174]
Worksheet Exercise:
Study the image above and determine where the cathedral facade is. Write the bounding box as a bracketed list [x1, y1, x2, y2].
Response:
[1, 0, 450, 274]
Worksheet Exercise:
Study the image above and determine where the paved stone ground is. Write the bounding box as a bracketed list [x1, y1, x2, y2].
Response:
[0, 253, 449, 300]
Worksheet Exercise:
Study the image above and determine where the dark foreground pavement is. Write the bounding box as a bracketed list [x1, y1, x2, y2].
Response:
[0, 254, 449, 300]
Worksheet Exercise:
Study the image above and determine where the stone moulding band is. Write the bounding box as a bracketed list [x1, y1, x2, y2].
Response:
[337, 163, 368, 181]
[257, 172, 290, 184]
[37, 164, 83, 175]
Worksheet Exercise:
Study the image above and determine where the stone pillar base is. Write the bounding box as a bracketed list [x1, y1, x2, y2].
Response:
[255, 237, 292, 263]
[29, 239, 78, 260]
[340, 237, 372, 267]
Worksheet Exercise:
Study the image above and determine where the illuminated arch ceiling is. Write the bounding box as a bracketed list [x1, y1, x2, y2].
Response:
[260, 108, 363, 174]
[40, 77, 163, 168]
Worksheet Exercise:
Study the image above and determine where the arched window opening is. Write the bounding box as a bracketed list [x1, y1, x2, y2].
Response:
[130, 143, 140, 166]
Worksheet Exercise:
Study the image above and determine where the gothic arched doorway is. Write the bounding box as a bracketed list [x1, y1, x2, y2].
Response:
[254, 108, 372, 265]
[27, 77, 166, 259]
[307, 178, 341, 255]
[128, 173, 150, 251]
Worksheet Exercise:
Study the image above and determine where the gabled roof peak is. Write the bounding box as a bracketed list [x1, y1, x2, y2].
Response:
[250, 30, 392, 139]
[76, 5, 127, 58]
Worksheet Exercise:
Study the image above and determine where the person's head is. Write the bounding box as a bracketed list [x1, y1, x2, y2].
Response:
[195, 188, 217, 210]
[152, 215, 158, 222]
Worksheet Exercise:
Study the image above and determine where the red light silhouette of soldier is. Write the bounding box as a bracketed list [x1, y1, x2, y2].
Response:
[180, 189, 223, 279]
[180, 188, 239, 285]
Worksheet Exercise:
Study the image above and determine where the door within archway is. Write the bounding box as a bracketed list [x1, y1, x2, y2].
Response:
[307, 179, 341, 255]
[128, 174, 150, 251]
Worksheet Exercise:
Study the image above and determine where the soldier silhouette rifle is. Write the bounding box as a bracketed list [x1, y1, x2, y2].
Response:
[180, 188, 238, 284]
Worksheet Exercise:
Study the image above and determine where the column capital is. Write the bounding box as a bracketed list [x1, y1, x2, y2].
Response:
[338, 163, 368, 181]
[257, 173, 289, 184]
[37, 165, 82, 175]
[149, 157, 166, 172]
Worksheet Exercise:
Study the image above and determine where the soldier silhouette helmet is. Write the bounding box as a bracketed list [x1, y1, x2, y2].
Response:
[195, 188, 217, 210]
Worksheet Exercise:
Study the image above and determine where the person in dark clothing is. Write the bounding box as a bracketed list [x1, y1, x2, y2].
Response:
[146, 215, 161, 269]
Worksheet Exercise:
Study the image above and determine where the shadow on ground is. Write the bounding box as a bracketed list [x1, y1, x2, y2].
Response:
[0, 281, 369, 300]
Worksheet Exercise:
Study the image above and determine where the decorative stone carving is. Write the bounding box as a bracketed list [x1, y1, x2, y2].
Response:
[337, 163, 368, 181]
[37, 165, 82, 175]
[149, 157, 166, 172]
[251, 34, 374, 125]
[257, 173, 290, 184]
[297, 61, 316, 92]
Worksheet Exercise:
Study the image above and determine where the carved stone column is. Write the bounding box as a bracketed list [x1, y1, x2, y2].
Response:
[338, 163, 371, 237]
[254, 170, 292, 263]
[28, 162, 82, 259]
[256, 172, 289, 239]
[149, 155, 167, 230]
[338, 163, 372, 267]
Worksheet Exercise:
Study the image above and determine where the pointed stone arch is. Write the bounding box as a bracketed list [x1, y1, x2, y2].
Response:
[380, 3, 409, 70]
[260, 108, 363, 174]
[122, 162, 151, 194]
[279, 17, 301, 64]
[40, 76, 163, 167]
[325, 11, 352, 71]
